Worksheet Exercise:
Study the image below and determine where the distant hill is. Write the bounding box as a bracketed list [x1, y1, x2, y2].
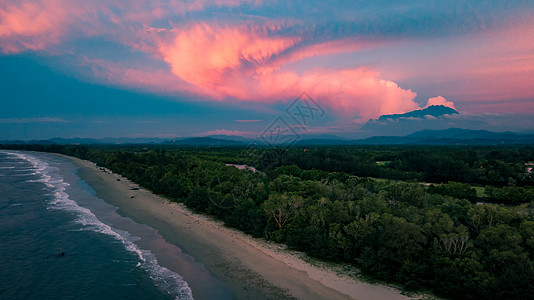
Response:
[407, 128, 506, 139]
[298, 134, 347, 140]
[353, 128, 534, 145]
[47, 138, 103, 144]
[378, 105, 458, 121]
[2, 128, 533, 146]
[45, 137, 169, 144]
[204, 135, 253, 142]
[295, 138, 351, 145]
[163, 137, 245, 146]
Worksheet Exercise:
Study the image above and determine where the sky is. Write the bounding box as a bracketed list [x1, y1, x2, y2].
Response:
[1, 0, 533, 140]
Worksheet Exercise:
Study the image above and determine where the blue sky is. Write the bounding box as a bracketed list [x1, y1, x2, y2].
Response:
[1, 1, 533, 140]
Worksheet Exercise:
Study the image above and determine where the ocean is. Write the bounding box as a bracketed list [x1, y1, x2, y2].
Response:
[0, 150, 231, 299]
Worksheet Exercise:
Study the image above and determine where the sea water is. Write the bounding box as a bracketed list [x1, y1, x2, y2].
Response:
[0, 150, 231, 299]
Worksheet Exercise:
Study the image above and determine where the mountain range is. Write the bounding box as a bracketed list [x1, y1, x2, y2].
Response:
[351, 128, 534, 145]
[2, 128, 533, 146]
[2, 105, 531, 146]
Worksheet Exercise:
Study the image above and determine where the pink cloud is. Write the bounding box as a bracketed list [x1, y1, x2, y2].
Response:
[0, 0, 71, 53]
[157, 22, 301, 94]
[0, 0, 257, 53]
[424, 96, 456, 110]
[0, 0, 142, 53]
[156, 23, 419, 120]
[285, 68, 419, 120]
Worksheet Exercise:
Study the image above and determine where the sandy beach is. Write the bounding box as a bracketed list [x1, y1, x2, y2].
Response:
[63, 154, 412, 300]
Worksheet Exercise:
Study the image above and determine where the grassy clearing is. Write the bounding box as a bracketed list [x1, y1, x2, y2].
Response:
[473, 186, 486, 198]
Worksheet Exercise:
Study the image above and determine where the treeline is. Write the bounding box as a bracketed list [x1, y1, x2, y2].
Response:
[4, 144, 532, 186]
[252, 146, 534, 187]
[2, 144, 533, 299]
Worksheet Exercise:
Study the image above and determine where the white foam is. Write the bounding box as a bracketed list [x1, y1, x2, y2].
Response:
[2, 151, 194, 300]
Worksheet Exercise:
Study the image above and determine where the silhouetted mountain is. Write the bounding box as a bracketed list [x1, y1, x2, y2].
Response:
[46, 137, 171, 144]
[407, 128, 506, 139]
[47, 138, 103, 144]
[1, 138, 84, 145]
[0, 140, 26, 144]
[204, 135, 253, 142]
[98, 137, 171, 144]
[378, 105, 458, 121]
[3, 137, 185, 145]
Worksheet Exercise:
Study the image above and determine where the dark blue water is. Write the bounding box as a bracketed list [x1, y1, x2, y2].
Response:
[0, 151, 202, 299]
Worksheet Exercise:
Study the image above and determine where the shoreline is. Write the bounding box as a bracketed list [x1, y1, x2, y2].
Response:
[62, 154, 412, 300]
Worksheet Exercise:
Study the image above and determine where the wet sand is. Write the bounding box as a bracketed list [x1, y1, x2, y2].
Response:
[63, 154, 411, 300]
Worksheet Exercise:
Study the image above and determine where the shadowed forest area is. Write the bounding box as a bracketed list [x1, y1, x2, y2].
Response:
[2, 144, 533, 299]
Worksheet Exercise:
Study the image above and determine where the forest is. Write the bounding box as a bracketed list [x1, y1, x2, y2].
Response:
[2, 143, 533, 299]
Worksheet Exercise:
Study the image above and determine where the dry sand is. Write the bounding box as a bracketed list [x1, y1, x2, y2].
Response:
[63, 154, 414, 300]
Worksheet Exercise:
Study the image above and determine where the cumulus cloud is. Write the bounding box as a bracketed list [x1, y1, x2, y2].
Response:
[156, 22, 420, 120]
[156, 22, 301, 95]
[424, 96, 456, 110]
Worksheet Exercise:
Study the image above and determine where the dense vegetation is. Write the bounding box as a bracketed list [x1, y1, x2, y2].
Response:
[2, 144, 534, 299]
